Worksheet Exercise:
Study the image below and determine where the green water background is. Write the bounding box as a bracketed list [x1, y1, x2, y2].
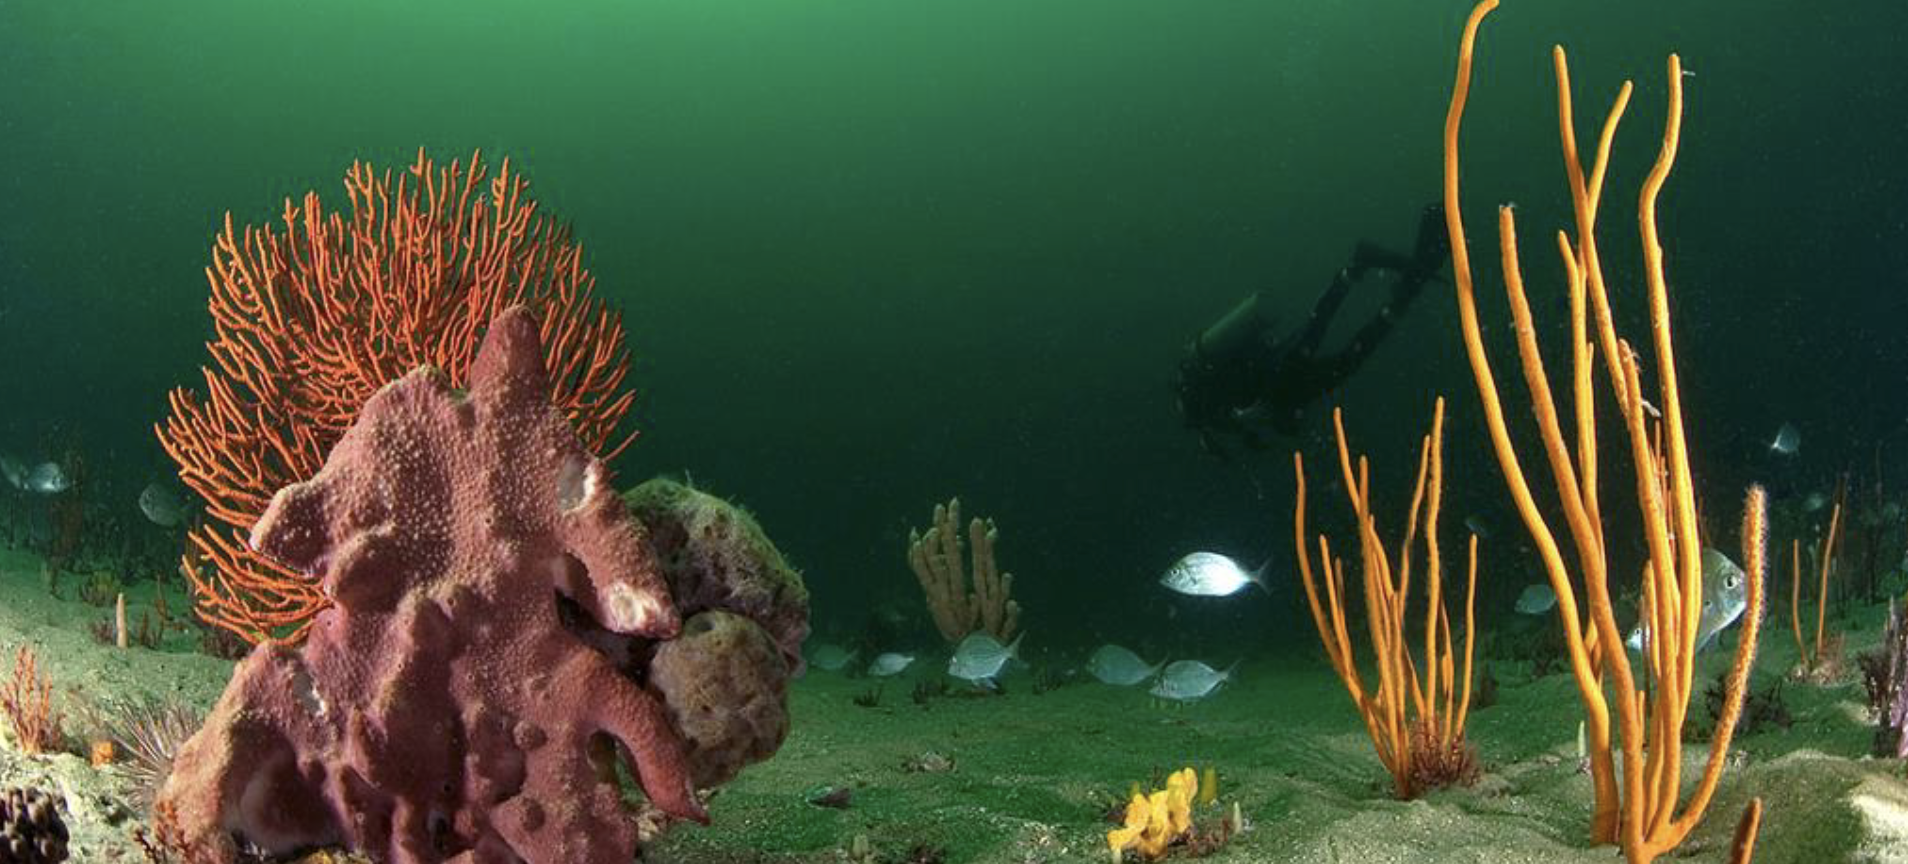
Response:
[0, 0, 1901, 656]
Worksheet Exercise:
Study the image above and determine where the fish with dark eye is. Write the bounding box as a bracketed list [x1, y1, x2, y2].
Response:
[1160, 552, 1269, 597]
[947, 632, 1022, 686]
[1149, 660, 1235, 702]
[1625, 548, 1750, 653]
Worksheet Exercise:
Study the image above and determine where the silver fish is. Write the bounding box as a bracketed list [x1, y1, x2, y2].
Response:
[1086, 644, 1162, 686]
[867, 652, 915, 677]
[1464, 515, 1492, 539]
[0, 455, 24, 490]
[139, 482, 189, 527]
[1625, 549, 1750, 653]
[1160, 552, 1267, 597]
[809, 644, 858, 672]
[948, 632, 1021, 684]
[1802, 492, 1828, 513]
[1515, 583, 1557, 615]
[1769, 423, 1800, 456]
[24, 462, 67, 494]
[1149, 660, 1233, 702]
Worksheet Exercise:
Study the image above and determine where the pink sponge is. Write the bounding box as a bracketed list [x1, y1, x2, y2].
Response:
[158, 307, 710, 864]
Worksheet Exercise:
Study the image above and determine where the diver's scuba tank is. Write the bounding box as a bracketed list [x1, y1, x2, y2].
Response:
[1190, 291, 1275, 365]
[1176, 291, 1277, 435]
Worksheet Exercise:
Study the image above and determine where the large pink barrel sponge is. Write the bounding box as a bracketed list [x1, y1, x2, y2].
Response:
[153, 307, 807, 864]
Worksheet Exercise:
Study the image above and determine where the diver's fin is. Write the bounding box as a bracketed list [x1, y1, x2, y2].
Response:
[1348, 204, 1450, 282]
[1351, 240, 1414, 275]
[1412, 202, 1451, 276]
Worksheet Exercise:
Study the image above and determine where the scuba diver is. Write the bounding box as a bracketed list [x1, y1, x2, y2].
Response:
[1175, 203, 1451, 458]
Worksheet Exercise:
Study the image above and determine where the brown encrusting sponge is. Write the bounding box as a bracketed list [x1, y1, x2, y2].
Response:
[152, 306, 806, 864]
[623, 478, 811, 676]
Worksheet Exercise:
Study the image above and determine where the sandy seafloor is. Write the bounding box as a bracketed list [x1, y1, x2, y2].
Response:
[1, 543, 1905, 864]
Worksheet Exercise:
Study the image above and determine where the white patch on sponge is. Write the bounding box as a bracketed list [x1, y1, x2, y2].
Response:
[604, 581, 665, 632]
[556, 455, 596, 512]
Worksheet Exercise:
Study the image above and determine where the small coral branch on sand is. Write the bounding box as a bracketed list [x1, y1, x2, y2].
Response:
[1791, 500, 1844, 681]
[1729, 798, 1764, 864]
[907, 497, 1021, 643]
[1443, 2, 1765, 860]
[1294, 398, 1478, 799]
[0, 646, 63, 755]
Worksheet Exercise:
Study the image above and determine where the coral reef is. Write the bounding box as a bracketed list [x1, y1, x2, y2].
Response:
[907, 497, 1020, 643]
[0, 786, 68, 864]
[157, 148, 637, 644]
[153, 307, 802, 864]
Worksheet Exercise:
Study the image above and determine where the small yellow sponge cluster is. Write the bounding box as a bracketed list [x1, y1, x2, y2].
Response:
[1106, 767, 1198, 862]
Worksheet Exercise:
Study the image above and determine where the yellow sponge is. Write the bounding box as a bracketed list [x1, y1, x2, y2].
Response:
[1107, 767, 1199, 862]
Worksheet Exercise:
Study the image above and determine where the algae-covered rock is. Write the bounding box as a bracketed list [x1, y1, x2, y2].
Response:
[623, 479, 808, 791]
[650, 610, 792, 789]
[623, 479, 811, 674]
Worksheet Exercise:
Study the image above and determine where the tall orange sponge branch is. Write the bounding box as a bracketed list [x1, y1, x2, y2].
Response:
[1294, 398, 1479, 799]
[1443, 2, 1766, 861]
[156, 148, 637, 644]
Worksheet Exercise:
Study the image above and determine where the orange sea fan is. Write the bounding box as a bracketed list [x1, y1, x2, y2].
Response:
[1, 646, 63, 755]
[157, 148, 637, 644]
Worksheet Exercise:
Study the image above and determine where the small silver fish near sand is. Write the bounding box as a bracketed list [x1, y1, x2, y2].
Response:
[1149, 660, 1234, 702]
[867, 652, 915, 677]
[1515, 583, 1557, 615]
[948, 632, 1021, 685]
[1160, 552, 1268, 597]
[1768, 422, 1800, 456]
[1086, 644, 1162, 686]
[1625, 548, 1750, 653]
[809, 643, 858, 672]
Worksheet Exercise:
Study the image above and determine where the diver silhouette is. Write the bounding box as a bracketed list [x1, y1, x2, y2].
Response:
[1174, 203, 1451, 458]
